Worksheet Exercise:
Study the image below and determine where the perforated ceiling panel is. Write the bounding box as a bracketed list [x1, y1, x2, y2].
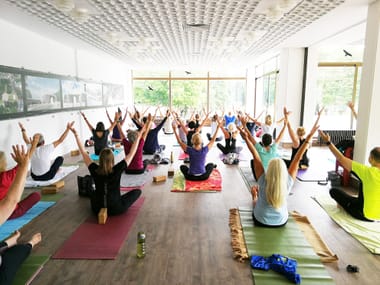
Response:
[3, 0, 346, 69]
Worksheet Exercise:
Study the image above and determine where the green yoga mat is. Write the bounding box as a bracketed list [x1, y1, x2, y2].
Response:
[13, 255, 49, 285]
[314, 194, 380, 254]
[239, 207, 334, 285]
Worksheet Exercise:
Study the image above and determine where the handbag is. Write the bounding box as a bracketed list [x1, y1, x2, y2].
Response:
[77, 175, 95, 197]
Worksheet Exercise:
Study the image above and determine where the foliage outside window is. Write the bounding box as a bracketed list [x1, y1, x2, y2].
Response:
[132, 71, 246, 119]
[316, 64, 361, 130]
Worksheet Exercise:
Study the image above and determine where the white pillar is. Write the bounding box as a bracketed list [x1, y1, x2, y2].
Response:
[354, 0, 380, 163]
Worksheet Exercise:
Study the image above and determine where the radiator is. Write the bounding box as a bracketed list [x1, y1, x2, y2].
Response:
[318, 130, 356, 145]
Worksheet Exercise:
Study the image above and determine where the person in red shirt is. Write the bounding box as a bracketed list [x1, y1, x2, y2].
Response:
[0, 151, 40, 219]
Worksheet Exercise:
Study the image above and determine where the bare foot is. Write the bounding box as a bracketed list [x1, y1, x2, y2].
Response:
[5, 230, 21, 247]
[28, 233, 42, 248]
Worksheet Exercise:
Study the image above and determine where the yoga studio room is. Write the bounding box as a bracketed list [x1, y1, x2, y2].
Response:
[1, 0, 380, 284]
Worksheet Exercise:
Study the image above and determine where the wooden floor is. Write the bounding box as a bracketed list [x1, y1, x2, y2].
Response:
[18, 132, 380, 285]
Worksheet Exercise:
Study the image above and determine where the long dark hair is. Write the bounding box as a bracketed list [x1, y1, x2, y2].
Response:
[96, 148, 114, 175]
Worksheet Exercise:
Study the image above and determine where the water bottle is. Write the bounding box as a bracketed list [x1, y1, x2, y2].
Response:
[136, 231, 146, 258]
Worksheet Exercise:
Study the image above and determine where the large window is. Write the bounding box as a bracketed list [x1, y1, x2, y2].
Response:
[316, 46, 363, 130]
[316, 64, 361, 129]
[132, 71, 246, 117]
[255, 56, 279, 120]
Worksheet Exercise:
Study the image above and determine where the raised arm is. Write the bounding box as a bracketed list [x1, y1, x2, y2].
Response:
[120, 107, 128, 125]
[81, 112, 94, 132]
[274, 108, 289, 144]
[319, 130, 352, 172]
[238, 115, 257, 145]
[123, 131, 143, 166]
[53, 121, 74, 148]
[141, 113, 153, 141]
[107, 112, 120, 132]
[288, 117, 320, 179]
[18, 122, 31, 144]
[0, 135, 38, 224]
[347, 101, 357, 120]
[105, 109, 113, 124]
[238, 126, 264, 179]
[207, 123, 220, 150]
[116, 120, 126, 141]
[172, 122, 187, 152]
[195, 112, 210, 132]
[70, 127, 92, 167]
[286, 112, 300, 148]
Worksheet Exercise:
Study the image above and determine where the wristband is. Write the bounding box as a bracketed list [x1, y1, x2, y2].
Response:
[326, 141, 331, 145]
[21, 129, 25, 132]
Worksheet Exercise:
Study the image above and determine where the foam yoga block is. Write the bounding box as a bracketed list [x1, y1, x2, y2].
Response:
[153, 175, 167, 182]
[41, 180, 65, 194]
[98, 208, 108, 224]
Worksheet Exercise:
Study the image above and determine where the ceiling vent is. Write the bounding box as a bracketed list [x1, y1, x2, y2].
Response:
[183, 23, 210, 32]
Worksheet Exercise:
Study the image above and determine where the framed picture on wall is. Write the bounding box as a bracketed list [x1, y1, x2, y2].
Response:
[85, 82, 103, 107]
[0, 71, 23, 115]
[25, 75, 61, 112]
[62, 79, 86, 108]
[103, 83, 124, 106]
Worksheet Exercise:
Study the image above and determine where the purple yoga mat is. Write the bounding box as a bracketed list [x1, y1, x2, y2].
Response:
[52, 197, 144, 259]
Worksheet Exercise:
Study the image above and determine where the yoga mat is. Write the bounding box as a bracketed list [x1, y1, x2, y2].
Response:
[13, 255, 49, 285]
[238, 207, 334, 284]
[171, 169, 222, 192]
[296, 168, 328, 183]
[296, 152, 335, 183]
[120, 168, 154, 191]
[25, 165, 79, 188]
[291, 211, 338, 262]
[52, 197, 145, 259]
[40, 192, 64, 202]
[0, 201, 55, 241]
[314, 194, 380, 254]
[178, 151, 189, 160]
[90, 149, 122, 161]
[238, 166, 256, 190]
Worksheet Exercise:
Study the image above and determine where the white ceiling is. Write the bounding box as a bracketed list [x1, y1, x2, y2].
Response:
[0, 0, 372, 70]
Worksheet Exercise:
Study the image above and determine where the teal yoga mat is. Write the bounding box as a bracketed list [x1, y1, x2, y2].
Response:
[238, 207, 334, 285]
[0, 201, 55, 241]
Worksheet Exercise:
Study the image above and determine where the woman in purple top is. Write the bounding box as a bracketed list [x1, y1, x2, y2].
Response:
[173, 122, 220, 181]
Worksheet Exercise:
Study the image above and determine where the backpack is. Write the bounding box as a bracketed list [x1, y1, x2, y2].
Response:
[77, 175, 95, 197]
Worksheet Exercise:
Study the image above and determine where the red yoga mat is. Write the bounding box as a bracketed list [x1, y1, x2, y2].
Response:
[52, 197, 145, 259]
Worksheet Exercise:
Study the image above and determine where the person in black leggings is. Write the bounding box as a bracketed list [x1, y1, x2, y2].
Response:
[0, 231, 41, 285]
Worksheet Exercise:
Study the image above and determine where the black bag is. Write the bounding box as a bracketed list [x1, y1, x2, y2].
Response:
[77, 175, 95, 197]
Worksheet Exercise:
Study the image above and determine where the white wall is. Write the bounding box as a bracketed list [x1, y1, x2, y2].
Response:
[0, 19, 131, 167]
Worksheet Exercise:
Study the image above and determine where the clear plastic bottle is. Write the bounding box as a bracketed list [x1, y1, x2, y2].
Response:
[136, 231, 146, 258]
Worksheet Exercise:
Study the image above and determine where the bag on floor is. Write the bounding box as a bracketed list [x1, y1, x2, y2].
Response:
[77, 175, 95, 197]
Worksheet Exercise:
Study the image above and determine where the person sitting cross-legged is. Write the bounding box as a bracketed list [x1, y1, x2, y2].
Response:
[119, 114, 153, 174]
[70, 126, 142, 216]
[238, 109, 320, 227]
[319, 130, 380, 222]
[172, 121, 219, 181]
[19, 121, 74, 181]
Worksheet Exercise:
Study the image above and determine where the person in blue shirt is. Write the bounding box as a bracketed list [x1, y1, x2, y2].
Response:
[172, 121, 219, 181]
[238, 108, 320, 227]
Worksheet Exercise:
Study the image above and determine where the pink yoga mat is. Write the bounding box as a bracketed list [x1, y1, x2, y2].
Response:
[52, 197, 145, 259]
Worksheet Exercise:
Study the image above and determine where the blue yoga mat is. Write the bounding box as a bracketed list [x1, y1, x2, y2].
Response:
[90, 149, 122, 161]
[0, 201, 55, 241]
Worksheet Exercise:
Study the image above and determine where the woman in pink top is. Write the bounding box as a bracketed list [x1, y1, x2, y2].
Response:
[119, 114, 152, 174]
